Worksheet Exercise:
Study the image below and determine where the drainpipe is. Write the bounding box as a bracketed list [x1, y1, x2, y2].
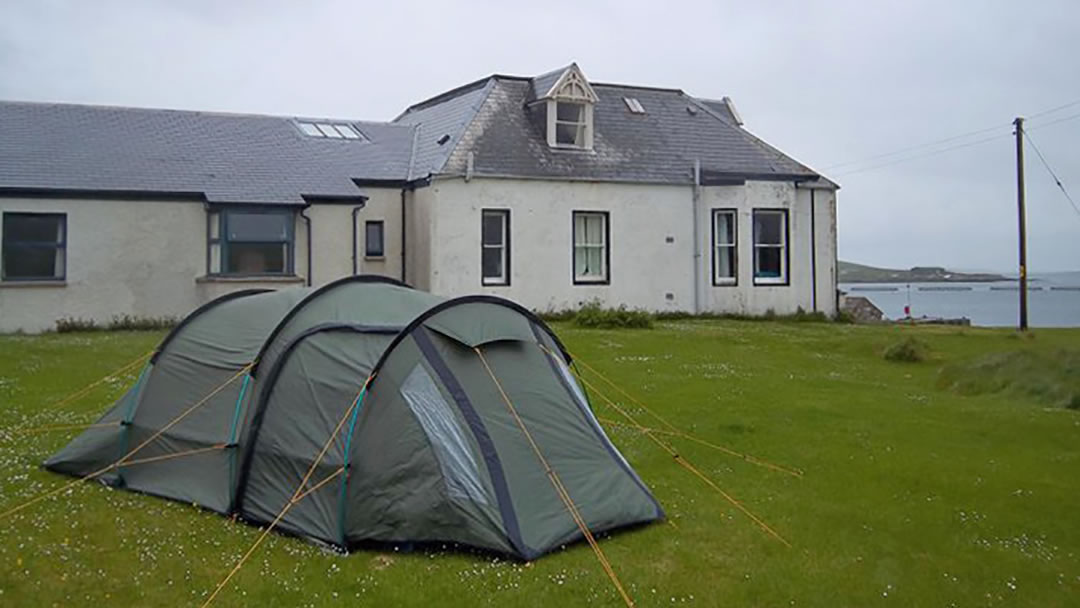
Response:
[351, 205, 363, 275]
[810, 188, 818, 313]
[691, 160, 702, 314]
[300, 207, 312, 286]
[400, 187, 408, 283]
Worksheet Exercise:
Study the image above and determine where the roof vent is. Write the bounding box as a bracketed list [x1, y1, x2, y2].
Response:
[623, 97, 645, 114]
[437, 134, 451, 146]
[686, 105, 698, 116]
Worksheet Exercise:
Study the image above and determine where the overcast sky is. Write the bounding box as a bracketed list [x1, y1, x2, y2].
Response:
[2, 0, 1078, 272]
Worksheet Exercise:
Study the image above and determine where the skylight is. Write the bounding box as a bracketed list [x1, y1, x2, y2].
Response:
[624, 97, 645, 114]
[296, 120, 364, 140]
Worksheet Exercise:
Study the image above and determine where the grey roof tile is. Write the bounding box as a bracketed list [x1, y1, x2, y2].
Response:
[433, 78, 819, 184]
[0, 102, 416, 204]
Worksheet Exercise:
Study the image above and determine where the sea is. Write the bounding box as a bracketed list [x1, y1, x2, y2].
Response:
[841, 273, 1080, 328]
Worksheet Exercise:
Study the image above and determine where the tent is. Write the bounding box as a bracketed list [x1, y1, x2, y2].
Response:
[45, 276, 662, 559]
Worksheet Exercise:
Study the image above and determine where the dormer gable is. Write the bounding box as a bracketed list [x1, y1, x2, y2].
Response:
[529, 63, 597, 150]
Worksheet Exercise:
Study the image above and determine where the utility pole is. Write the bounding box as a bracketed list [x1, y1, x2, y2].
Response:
[1014, 117, 1028, 331]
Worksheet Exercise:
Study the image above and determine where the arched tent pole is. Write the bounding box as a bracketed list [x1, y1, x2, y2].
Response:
[248, 274, 413, 377]
[230, 322, 402, 517]
[150, 289, 274, 364]
[366, 294, 573, 380]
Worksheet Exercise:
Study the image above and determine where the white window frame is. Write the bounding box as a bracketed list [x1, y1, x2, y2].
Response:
[752, 209, 788, 285]
[553, 101, 589, 148]
[712, 209, 737, 286]
[572, 211, 609, 284]
[481, 209, 510, 286]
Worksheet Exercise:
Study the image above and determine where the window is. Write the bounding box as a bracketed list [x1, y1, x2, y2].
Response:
[573, 211, 609, 284]
[555, 102, 588, 147]
[2, 212, 66, 281]
[481, 209, 509, 286]
[296, 120, 363, 140]
[712, 209, 737, 285]
[753, 209, 788, 284]
[624, 97, 645, 114]
[208, 209, 294, 275]
[365, 221, 385, 258]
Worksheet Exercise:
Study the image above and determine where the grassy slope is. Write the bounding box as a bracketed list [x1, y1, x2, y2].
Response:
[0, 324, 1078, 607]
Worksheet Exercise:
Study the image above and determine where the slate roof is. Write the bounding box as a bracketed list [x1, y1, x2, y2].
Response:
[414, 76, 822, 184]
[0, 102, 415, 205]
[0, 65, 831, 203]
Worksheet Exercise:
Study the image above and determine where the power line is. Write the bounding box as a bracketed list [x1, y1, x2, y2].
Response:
[820, 123, 1007, 171]
[820, 97, 1080, 174]
[1027, 111, 1080, 131]
[1027, 98, 1080, 120]
[832, 131, 1012, 177]
[1022, 130, 1080, 219]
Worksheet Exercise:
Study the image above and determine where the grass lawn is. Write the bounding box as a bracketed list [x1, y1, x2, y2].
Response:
[1, 322, 1078, 607]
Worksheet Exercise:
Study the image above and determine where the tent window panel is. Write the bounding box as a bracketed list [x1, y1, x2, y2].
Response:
[572, 211, 608, 284]
[480, 209, 509, 286]
[753, 209, 787, 284]
[1, 212, 66, 281]
[401, 364, 489, 505]
[212, 209, 294, 275]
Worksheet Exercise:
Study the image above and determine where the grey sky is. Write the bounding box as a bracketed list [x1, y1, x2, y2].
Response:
[2, 0, 1078, 272]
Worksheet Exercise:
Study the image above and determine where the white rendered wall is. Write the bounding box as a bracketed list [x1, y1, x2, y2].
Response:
[0, 197, 302, 333]
[423, 177, 836, 316]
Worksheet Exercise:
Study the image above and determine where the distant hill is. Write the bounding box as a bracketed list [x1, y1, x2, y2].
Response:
[839, 261, 1010, 283]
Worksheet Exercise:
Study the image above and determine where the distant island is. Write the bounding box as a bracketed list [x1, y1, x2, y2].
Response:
[839, 261, 1010, 283]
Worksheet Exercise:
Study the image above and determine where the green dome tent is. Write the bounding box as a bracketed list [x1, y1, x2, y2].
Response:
[45, 276, 662, 559]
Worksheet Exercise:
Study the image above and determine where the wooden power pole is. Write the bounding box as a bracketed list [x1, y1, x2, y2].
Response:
[1014, 117, 1028, 331]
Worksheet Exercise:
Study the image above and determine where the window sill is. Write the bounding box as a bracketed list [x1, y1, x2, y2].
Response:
[573, 279, 610, 286]
[196, 275, 305, 284]
[753, 278, 789, 287]
[482, 281, 509, 287]
[0, 280, 67, 289]
[712, 279, 738, 287]
[364, 256, 386, 261]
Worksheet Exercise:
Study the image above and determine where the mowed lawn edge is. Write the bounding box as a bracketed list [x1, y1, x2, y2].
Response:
[0, 323, 1078, 607]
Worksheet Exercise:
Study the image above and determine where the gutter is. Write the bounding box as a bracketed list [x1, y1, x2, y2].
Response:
[810, 189, 817, 313]
[351, 205, 364, 275]
[299, 207, 312, 286]
[692, 160, 702, 314]
[400, 188, 408, 283]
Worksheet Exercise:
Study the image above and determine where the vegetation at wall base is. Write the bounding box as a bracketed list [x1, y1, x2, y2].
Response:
[1, 322, 1078, 606]
[55, 314, 179, 333]
[572, 300, 654, 329]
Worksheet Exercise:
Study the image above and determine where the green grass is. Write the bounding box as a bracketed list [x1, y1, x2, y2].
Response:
[1, 323, 1079, 606]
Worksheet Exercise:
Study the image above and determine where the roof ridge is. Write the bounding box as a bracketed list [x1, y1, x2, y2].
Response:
[0, 98, 401, 127]
[591, 81, 684, 94]
[396, 76, 495, 118]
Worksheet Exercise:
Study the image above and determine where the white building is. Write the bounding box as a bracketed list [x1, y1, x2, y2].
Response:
[0, 64, 838, 333]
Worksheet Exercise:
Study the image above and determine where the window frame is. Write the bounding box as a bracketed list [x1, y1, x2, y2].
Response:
[364, 220, 385, 258]
[554, 101, 588, 148]
[480, 209, 510, 286]
[752, 208, 789, 286]
[572, 210, 610, 285]
[711, 208, 738, 286]
[206, 207, 296, 277]
[1, 212, 67, 282]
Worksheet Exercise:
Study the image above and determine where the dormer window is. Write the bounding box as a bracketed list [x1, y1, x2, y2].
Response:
[555, 102, 588, 147]
[534, 64, 599, 151]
